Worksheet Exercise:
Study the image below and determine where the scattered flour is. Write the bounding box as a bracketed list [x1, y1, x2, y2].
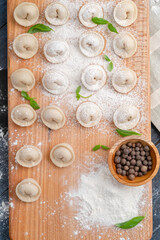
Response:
[68, 164, 145, 228]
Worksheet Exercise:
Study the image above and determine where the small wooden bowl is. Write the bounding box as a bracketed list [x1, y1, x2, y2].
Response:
[108, 136, 160, 186]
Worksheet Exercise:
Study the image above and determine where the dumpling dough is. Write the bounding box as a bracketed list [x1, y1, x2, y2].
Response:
[114, 0, 137, 27]
[81, 65, 107, 91]
[76, 102, 102, 127]
[112, 68, 137, 93]
[44, 40, 70, 63]
[113, 105, 140, 130]
[79, 31, 105, 57]
[79, 3, 103, 28]
[11, 68, 35, 92]
[14, 2, 39, 27]
[11, 104, 37, 127]
[42, 70, 69, 95]
[113, 32, 137, 58]
[41, 105, 66, 130]
[16, 178, 41, 202]
[13, 33, 38, 59]
[50, 143, 75, 168]
[45, 3, 69, 26]
[16, 145, 42, 168]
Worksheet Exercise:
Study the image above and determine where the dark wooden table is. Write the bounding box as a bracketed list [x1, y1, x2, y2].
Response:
[0, 0, 159, 239]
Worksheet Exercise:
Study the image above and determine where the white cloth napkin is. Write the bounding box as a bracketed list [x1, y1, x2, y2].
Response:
[150, 0, 160, 131]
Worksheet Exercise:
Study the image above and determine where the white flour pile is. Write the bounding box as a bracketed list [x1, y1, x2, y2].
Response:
[68, 164, 145, 228]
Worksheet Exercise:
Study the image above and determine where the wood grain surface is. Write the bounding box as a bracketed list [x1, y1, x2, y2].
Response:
[8, 0, 152, 240]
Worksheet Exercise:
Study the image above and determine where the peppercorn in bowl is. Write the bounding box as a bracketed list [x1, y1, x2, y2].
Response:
[108, 136, 160, 186]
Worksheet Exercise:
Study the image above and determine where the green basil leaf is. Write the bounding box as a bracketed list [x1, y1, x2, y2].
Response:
[76, 86, 92, 100]
[28, 24, 54, 34]
[76, 86, 81, 94]
[21, 91, 30, 100]
[104, 54, 111, 62]
[108, 23, 118, 33]
[107, 61, 113, 72]
[92, 145, 101, 151]
[115, 216, 145, 229]
[92, 17, 109, 25]
[116, 129, 142, 137]
[101, 145, 110, 150]
[30, 99, 40, 109]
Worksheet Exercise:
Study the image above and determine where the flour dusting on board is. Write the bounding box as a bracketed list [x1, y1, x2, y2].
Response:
[67, 163, 145, 228]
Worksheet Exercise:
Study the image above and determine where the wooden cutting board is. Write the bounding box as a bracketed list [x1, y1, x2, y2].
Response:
[8, 0, 152, 239]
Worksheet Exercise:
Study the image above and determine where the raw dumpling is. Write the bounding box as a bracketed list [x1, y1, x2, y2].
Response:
[113, 32, 137, 58]
[113, 105, 140, 130]
[14, 2, 39, 27]
[45, 3, 69, 26]
[16, 178, 41, 202]
[16, 145, 42, 168]
[41, 105, 66, 130]
[50, 143, 75, 168]
[76, 102, 102, 127]
[42, 70, 69, 95]
[114, 0, 137, 27]
[112, 68, 137, 93]
[13, 33, 38, 59]
[44, 40, 70, 63]
[79, 31, 105, 57]
[79, 3, 103, 28]
[81, 65, 107, 91]
[11, 68, 35, 92]
[11, 104, 37, 127]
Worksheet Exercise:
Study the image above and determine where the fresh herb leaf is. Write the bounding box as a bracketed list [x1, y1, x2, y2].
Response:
[116, 129, 142, 137]
[92, 145, 101, 151]
[115, 216, 145, 229]
[104, 54, 111, 62]
[101, 145, 110, 150]
[91, 17, 118, 33]
[92, 145, 110, 151]
[104, 55, 114, 72]
[21, 91, 31, 100]
[92, 17, 109, 25]
[107, 61, 114, 72]
[21, 91, 40, 110]
[28, 24, 54, 34]
[108, 23, 118, 33]
[76, 86, 92, 101]
[30, 99, 40, 110]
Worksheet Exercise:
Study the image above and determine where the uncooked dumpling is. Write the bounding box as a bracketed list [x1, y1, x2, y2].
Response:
[76, 102, 102, 127]
[81, 65, 107, 91]
[45, 3, 69, 26]
[14, 2, 39, 27]
[16, 145, 42, 168]
[79, 31, 105, 57]
[44, 40, 70, 63]
[50, 143, 75, 168]
[112, 68, 137, 93]
[11, 104, 37, 127]
[11, 68, 35, 92]
[113, 105, 140, 130]
[41, 105, 66, 130]
[42, 70, 69, 95]
[16, 178, 41, 202]
[113, 32, 137, 58]
[13, 33, 38, 59]
[114, 0, 137, 27]
[79, 3, 103, 28]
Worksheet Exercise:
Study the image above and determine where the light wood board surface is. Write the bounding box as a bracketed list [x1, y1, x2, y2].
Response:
[8, 0, 152, 239]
